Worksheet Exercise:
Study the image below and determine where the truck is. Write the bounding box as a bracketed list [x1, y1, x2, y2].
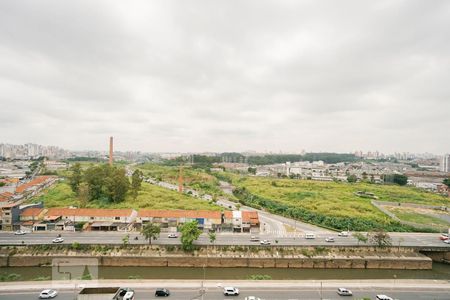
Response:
[77, 287, 134, 300]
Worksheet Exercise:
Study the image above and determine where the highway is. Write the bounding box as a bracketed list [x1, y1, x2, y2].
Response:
[0, 280, 449, 300]
[0, 231, 448, 248]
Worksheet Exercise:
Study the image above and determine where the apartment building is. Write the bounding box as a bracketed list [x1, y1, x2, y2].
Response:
[441, 154, 450, 173]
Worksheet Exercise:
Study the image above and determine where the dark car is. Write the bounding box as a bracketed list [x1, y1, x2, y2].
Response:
[155, 288, 170, 297]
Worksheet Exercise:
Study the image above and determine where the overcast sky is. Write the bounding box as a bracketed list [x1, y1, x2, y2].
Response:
[0, 1, 449, 154]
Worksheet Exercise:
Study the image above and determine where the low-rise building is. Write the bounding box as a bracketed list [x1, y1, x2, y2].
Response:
[0, 201, 22, 231]
[136, 209, 260, 233]
[15, 176, 57, 198]
[32, 208, 137, 232]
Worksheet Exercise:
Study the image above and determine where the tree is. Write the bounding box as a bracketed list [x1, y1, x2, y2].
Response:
[347, 175, 357, 183]
[370, 229, 392, 248]
[141, 223, 160, 245]
[180, 220, 201, 251]
[122, 234, 130, 247]
[105, 167, 130, 203]
[83, 164, 129, 203]
[84, 165, 106, 201]
[78, 183, 89, 208]
[208, 232, 216, 245]
[393, 174, 408, 186]
[131, 169, 144, 200]
[352, 232, 368, 245]
[443, 178, 450, 188]
[68, 163, 82, 195]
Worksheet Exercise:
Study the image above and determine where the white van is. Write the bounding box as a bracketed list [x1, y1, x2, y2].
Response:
[305, 233, 316, 239]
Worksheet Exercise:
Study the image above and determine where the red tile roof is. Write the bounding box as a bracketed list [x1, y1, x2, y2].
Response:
[223, 211, 260, 224]
[0, 202, 22, 208]
[138, 210, 222, 219]
[15, 176, 54, 194]
[0, 192, 14, 201]
[242, 211, 260, 224]
[21, 207, 44, 217]
[46, 208, 133, 217]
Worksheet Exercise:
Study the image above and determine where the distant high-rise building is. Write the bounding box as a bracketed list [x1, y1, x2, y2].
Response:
[441, 154, 450, 173]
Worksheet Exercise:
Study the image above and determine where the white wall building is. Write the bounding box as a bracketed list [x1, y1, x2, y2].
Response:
[441, 154, 450, 173]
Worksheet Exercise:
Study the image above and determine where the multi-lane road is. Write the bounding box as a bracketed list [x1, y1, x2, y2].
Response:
[0, 280, 449, 300]
[0, 231, 448, 248]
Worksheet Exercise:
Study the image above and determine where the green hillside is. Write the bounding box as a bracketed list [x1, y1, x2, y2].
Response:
[30, 181, 221, 211]
[137, 163, 225, 197]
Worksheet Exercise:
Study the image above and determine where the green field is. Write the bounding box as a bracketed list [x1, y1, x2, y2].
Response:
[137, 163, 225, 198]
[387, 207, 450, 228]
[230, 175, 450, 231]
[31, 181, 221, 211]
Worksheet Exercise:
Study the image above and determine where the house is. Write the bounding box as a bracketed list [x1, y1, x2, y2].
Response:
[136, 209, 260, 233]
[0, 201, 22, 231]
[0, 192, 13, 202]
[137, 210, 223, 232]
[224, 211, 260, 233]
[30, 208, 137, 232]
[15, 176, 57, 199]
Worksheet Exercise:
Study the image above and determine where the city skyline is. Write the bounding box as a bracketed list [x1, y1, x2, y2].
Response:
[1, 1, 449, 153]
[0, 140, 446, 158]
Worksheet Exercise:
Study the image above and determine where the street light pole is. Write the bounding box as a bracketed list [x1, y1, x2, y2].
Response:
[320, 281, 323, 300]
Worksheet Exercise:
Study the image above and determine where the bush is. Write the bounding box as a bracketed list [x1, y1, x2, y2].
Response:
[247, 274, 272, 280]
[0, 273, 21, 282]
[71, 242, 80, 250]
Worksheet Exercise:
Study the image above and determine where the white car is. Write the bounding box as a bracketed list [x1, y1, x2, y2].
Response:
[223, 287, 239, 296]
[52, 237, 64, 243]
[338, 231, 349, 237]
[39, 289, 58, 299]
[167, 233, 178, 238]
[245, 297, 261, 300]
[376, 295, 393, 300]
[123, 291, 135, 300]
[14, 230, 27, 235]
[337, 287, 352, 296]
[260, 239, 271, 245]
[325, 237, 335, 242]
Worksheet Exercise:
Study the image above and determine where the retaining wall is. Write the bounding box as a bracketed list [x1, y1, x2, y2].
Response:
[0, 254, 432, 270]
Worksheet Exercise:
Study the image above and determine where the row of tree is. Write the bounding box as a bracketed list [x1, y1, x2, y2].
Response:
[141, 220, 212, 251]
[247, 153, 359, 165]
[233, 187, 434, 232]
[68, 163, 143, 203]
[140, 220, 392, 250]
[347, 173, 408, 186]
[161, 152, 360, 169]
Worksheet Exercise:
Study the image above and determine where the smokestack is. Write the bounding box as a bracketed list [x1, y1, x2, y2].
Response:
[109, 136, 113, 166]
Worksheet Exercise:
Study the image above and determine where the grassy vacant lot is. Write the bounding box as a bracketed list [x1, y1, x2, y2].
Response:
[386, 207, 450, 228]
[31, 181, 220, 211]
[137, 163, 224, 197]
[231, 175, 449, 231]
